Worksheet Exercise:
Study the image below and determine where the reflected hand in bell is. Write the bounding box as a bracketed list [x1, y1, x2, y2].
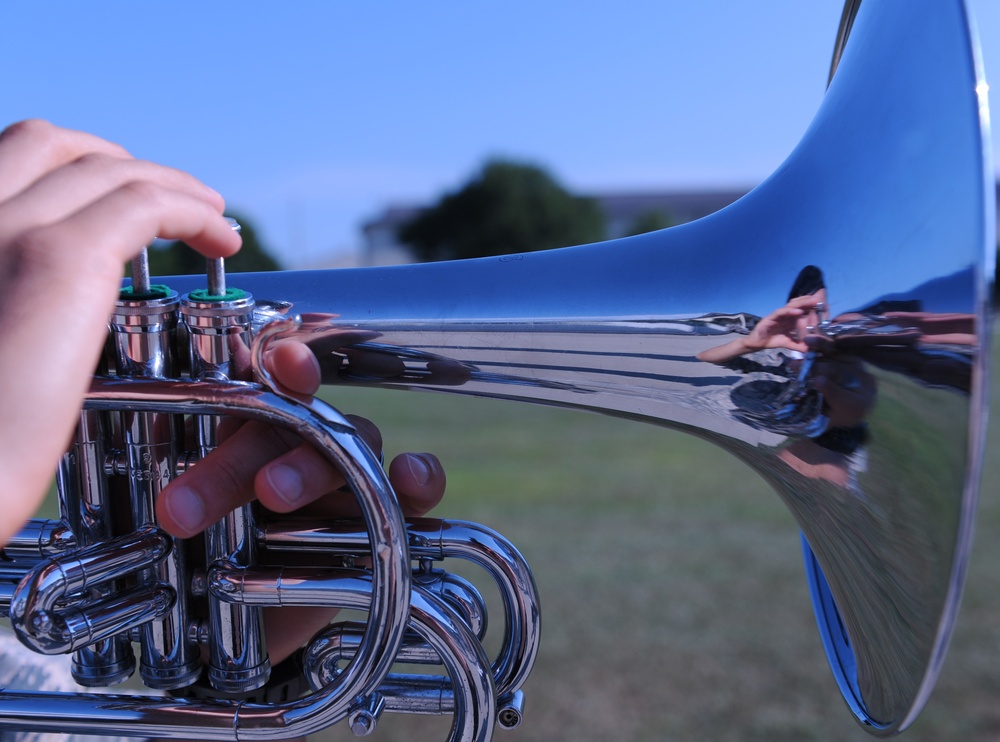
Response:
[748, 293, 826, 353]
[697, 294, 825, 364]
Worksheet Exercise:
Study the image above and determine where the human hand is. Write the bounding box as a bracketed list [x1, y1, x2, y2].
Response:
[155, 343, 446, 665]
[0, 120, 241, 548]
[697, 294, 825, 364]
[744, 293, 825, 354]
[156, 342, 445, 537]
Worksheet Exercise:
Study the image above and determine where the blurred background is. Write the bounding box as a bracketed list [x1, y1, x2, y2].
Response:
[2, 2, 997, 269]
[3, 1, 1000, 739]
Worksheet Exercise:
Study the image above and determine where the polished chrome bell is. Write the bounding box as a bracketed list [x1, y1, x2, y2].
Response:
[164, 0, 991, 733]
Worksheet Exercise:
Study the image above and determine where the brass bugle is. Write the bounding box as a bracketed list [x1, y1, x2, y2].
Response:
[0, 0, 993, 738]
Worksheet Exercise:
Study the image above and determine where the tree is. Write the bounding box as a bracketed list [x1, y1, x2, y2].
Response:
[398, 159, 605, 262]
[148, 212, 281, 276]
[625, 208, 675, 237]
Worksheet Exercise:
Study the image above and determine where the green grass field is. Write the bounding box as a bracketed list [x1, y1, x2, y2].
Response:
[307, 363, 1000, 741]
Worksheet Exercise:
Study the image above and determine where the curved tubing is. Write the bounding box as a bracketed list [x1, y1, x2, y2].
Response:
[0, 377, 412, 740]
[261, 517, 541, 698]
[0, 576, 495, 741]
[8, 527, 171, 654]
[302, 587, 497, 741]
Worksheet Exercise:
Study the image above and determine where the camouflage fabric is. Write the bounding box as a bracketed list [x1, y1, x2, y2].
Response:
[0, 629, 146, 742]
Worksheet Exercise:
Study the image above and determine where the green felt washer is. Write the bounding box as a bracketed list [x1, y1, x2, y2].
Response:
[187, 287, 247, 302]
[119, 284, 172, 301]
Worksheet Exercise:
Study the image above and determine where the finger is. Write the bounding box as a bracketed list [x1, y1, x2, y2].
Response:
[270, 449, 446, 524]
[759, 308, 803, 330]
[263, 456, 445, 665]
[0, 120, 132, 201]
[156, 421, 299, 537]
[388, 452, 446, 517]
[265, 342, 322, 396]
[253, 442, 348, 513]
[6, 184, 241, 360]
[159, 411, 383, 535]
[0, 153, 226, 238]
[253, 414, 381, 513]
[0, 188, 239, 529]
[23, 182, 241, 288]
[773, 305, 806, 318]
[787, 294, 823, 310]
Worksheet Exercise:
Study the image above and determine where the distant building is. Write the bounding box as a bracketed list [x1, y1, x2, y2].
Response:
[596, 189, 750, 240]
[361, 188, 751, 266]
[361, 205, 428, 266]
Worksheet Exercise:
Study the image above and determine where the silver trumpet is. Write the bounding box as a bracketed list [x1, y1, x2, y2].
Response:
[2, 265, 539, 741]
[0, 0, 994, 737]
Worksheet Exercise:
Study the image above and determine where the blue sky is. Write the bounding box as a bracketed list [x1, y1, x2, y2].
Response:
[2, 1, 998, 269]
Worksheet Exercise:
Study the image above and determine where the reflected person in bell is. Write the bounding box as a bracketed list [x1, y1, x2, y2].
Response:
[698, 265, 877, 486]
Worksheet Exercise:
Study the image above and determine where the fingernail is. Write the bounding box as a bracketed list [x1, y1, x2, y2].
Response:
[165, 486, 207, 535]
[266, 464, 304, 506]
[406, 454, 431, 487]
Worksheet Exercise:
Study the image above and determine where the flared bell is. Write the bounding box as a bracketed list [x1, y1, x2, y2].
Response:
[166, 0, 994, 734]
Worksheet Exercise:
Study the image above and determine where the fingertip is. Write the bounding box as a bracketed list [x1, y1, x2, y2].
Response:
[388, 453, 446, 516]
[173, 208, 242, 260]
[405, 452, 432, 486]
[212, 215, 244, 257]
[202, 184, 227, 211]
[255, 462, 307, 512]
[156, 483, 208, 538]
[267, 342, 322, 395]
[253, 442, 348, 513]
[346, 415, 383, 458]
